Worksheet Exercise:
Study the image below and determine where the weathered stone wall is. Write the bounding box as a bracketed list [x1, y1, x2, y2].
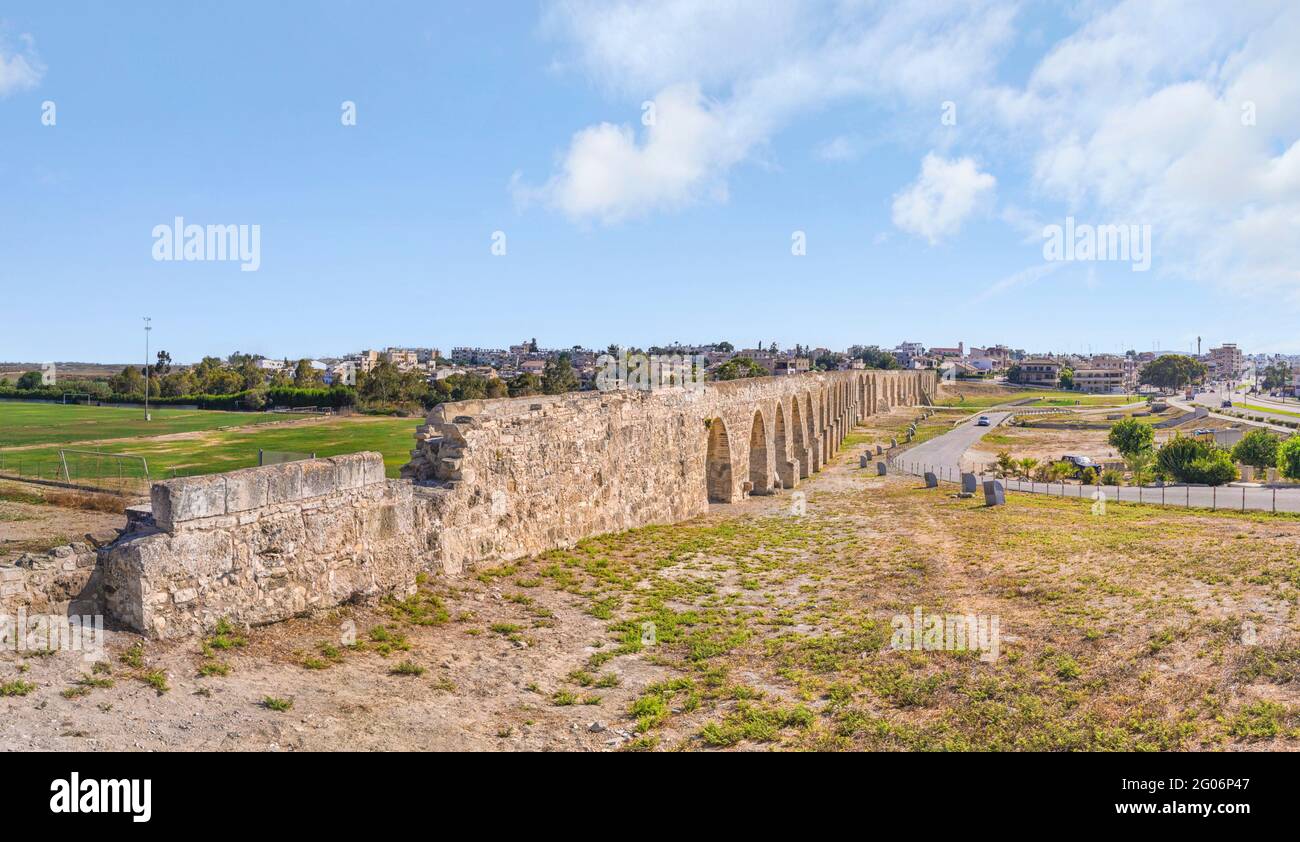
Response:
[97, 369, 935, 637]
[100, 452, 431, 638]
[404, 369, 937, 574]
[1, 541, 105, 617]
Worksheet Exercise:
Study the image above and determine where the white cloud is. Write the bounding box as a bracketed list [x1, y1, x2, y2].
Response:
[514, 84, 749, 222]
[815, 135, 859, 163]
[524, 0, 1017, 222]
[0, 32, 43, 96]
[891, 153, 996, 244]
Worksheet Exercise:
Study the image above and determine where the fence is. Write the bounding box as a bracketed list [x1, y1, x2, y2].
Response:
[885, 454, 1300, 515]
[0, 451, 194, 497]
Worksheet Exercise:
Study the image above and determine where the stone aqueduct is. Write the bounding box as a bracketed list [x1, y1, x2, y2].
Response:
[76, 369, 936, 637]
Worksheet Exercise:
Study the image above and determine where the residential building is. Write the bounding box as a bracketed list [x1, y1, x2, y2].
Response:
[1209, 344, 1243, 381]
[1017, 358, 1063, 387]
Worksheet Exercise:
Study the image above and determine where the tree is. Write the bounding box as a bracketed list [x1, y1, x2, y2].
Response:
[1155, 435, 1237, 485]
[1232, 430, 1279, 471]
[1058, 367, 1074, 390]
[16, 370, 43, 390]
[1261, 361, 1292, 391]
[1108, 418, 1154, 457]
[713, 357, 766, 380]
[1139, 354, 1207, 391]
[108, 365, 144, 395]
[714, 341, 734, 353]
[1018, 457, 1038, 479]
[1006, 364, 1022, 384]
[293, 359, 323, 388]
[155, 350, 173, 375]
[856, 346, 900, 370]
[994, 451, 1017, 478]
[507, 373, 541, 397]
[1277, 437, 1300, 481]
[541, 353, 579, 394]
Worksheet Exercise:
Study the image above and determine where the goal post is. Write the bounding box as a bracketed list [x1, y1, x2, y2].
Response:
[58, 449, 150, 491]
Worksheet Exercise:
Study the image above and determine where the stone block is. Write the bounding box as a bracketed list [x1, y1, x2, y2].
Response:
[331, 453, 367, 490]
[224, 467, 269, 513]
[265, 462, 303, 504]
[924, 471, 938, 488]
[876, 462, 887, 476]
[300, 459, 337, 499]
[859, 454, 870, 468]
[961, 472, 978, 493]
[876, 445, 883, 455]
[155, 474, 228, 528]
[983, 479, 1006, 506]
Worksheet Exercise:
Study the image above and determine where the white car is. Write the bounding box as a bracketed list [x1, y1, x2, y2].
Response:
[976, 415, 991, 426]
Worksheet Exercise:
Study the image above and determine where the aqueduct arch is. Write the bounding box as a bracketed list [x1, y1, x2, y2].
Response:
[705, 418, 733, 503]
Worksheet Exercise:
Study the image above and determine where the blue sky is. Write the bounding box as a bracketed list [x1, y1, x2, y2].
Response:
[2, 1, 1298, 363]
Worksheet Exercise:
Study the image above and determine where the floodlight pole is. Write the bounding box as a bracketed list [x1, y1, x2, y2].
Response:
[144, 316, 152, 421]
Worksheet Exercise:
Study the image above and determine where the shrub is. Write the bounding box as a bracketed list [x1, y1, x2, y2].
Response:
[1100, 469, 1124, 486]
[1156, 435, 1237, 485]
[1080, 467, 1098, 485]
[1232, 430, 1280, 471]
[1278, 437, 1300, 481]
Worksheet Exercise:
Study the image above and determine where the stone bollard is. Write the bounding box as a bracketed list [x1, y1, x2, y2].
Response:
[876, 445, 883, 455]
[924, 472, 938, 488]
[877, 462, 887, 476]
[890, 438, 897, 448]
[859, 453, 869, 468]
[961, 472, 978, 494]
[982, 479, 1006, 506]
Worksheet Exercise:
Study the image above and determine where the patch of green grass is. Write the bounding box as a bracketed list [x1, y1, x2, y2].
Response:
[697, 703, 815, 747]
[261, 696, 293, 711]
[390, 660, 425, 677]
[0, 679, 36, 697]
[197, 661, 231, 677]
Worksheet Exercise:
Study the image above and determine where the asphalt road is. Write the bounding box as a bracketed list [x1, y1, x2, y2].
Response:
[891, 410, 1300, 514]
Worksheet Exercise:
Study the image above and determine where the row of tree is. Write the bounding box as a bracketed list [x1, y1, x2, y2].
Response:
[1107, 417, 1300, 485]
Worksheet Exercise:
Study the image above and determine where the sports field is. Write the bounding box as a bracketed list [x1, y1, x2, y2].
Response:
[0, 401, 419, 483]
[0, 400, 310, 448]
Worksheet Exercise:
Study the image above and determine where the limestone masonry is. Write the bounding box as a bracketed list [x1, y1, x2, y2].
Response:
[1, 370, 935, 638]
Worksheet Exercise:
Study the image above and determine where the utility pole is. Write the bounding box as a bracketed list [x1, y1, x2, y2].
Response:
[144, 316, 152, 421]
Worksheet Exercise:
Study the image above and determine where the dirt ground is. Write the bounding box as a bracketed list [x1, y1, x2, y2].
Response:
[0, 480, 126, 562]
[3, 424, 1299, 751]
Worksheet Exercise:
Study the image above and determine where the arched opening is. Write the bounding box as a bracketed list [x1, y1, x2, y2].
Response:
[774, 403, 792, 488]
[791, 396, 808, 478]
[705, 419, 733, 503]
[748, 411, 770, 495]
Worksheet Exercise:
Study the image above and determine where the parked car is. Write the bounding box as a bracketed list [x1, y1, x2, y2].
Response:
[1221, 399, 1233, 408]
[1058, 454, 1101, 477]
[976, 415, 991, 426]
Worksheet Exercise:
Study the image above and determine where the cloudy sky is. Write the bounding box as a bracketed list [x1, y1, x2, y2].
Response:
[2, 1, 1298, 362]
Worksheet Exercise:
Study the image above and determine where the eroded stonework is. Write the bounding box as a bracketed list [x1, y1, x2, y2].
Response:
[97, 370, 935, 637]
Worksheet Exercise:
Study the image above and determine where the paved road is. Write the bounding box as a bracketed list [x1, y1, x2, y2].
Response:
[891, 411, 1300, 514]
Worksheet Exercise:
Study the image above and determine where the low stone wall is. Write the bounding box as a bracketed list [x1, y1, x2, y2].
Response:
[0, 541, 104, 617]
[100, 452, 428, 639]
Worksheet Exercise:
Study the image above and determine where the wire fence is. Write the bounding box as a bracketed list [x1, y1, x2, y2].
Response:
[885, 454, 1300, 515]
[0, 451, 195, 496]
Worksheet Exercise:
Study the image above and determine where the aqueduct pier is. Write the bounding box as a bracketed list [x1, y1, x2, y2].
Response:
[65, 369, 936, 637]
